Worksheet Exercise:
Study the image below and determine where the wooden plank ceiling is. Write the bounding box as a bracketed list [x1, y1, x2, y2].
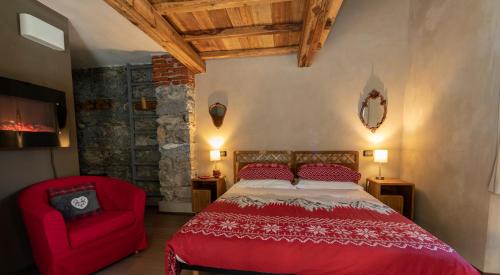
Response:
[104, 0, 344, 73]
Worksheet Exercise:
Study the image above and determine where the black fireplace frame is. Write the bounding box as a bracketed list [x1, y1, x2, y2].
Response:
[0, 76, 67, 149]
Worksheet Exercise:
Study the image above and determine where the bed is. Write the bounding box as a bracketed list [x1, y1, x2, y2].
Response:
[166, 151, 478, 275]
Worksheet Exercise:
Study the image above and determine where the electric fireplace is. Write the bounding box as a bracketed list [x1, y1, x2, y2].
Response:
[0, 76, 67, 149]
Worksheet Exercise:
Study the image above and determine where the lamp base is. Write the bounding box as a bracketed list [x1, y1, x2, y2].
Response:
[375, 176, 385, 180]
[212, 170, 221, 178]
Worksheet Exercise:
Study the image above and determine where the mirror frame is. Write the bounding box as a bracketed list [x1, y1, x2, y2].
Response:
[359, 90, 387, 133]
[209, 102, 227, 128]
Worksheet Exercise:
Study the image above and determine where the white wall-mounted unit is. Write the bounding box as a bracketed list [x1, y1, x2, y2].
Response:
[19, 13, 65, 51]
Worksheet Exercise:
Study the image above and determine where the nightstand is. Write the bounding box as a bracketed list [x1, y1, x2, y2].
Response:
[366, 177, 415, 220]
[191, 176, 226, 212]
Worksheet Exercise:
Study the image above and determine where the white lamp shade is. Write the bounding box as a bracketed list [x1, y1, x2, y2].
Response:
[374, 149, 388, 163]
[210, 150, 221, 161]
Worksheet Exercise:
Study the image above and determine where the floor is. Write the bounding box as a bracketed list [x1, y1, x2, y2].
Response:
[20, 208, 222, 275]
[96, 208, 219, 275]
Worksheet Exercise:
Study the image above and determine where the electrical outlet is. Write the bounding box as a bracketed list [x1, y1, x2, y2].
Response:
[363, 150, 373, 157]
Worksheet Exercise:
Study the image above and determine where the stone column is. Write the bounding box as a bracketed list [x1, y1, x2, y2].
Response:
[153, 55, 197, 212]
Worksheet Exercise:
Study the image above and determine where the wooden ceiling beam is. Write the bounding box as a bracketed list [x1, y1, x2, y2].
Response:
[104, 0, 206, 73]
[153, 0, 294, 14]
[297, 0, 342, 67]
[183, 23, 302, 41]
[319, 0, 343, 49]
[200, 46, 298, 60]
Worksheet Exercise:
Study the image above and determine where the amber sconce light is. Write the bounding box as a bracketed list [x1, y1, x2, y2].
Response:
[209, 102, 227, 128]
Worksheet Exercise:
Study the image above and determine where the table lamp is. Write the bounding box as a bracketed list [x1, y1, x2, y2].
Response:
[210, 150, 221, 178]
[374, 149, 388, 180]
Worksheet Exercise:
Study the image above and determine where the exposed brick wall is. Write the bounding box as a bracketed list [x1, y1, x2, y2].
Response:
[152, 55, 195, 87]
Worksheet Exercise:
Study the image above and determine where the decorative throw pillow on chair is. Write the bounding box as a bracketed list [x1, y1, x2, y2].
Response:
[47, 183, 101, 220]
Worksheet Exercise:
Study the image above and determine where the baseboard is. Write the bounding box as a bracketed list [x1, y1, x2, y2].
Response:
[158, 200, 192, 213]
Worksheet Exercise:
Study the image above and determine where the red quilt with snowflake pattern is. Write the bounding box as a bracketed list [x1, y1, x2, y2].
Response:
[166, 184, 479, 275]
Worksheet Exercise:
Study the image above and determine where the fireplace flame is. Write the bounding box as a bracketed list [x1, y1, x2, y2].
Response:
[0, 120, 55, 132]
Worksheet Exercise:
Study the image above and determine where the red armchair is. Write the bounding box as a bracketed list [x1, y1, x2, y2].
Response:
[18, 176, 148, 275]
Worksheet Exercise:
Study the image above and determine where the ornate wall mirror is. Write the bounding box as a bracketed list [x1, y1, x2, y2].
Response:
[209, 102, 227, 128]
[359, 90, 387, 132]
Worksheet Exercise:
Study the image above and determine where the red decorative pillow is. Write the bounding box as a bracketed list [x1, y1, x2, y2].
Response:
[47, 183, 102, 220]
[298, 163, 361, 182]
[239, 163, 294, 181]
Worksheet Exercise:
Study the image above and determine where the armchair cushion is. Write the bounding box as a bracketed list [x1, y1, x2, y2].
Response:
[48, 182, 101, 220]
[66, 210, 136, 249]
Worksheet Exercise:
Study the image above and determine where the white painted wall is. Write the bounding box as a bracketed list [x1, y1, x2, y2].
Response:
[194, 0, 500, 270]
[37, 0, 165, 68]
[194, 0, 410, 186]
[401, 0, 500, 270]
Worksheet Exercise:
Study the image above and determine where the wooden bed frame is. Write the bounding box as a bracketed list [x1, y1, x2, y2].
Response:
[234, 150, 359, 181]
[181, 150, 359, 275]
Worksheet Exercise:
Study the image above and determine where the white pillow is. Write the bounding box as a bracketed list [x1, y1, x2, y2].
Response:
[295, 179, 362, 190]
[236, 179, 295, 189]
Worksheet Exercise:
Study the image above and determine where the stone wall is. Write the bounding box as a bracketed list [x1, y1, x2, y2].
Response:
[73, 66, 161, 196]
[153, 55, 197, 212]
[73, 60, 195, 210]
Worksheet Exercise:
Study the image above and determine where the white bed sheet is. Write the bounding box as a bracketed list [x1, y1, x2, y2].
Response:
[221, 182, 390, 214]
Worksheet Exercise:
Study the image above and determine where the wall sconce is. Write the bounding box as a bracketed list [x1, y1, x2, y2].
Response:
[209, 102, 227, 128]
[373, 149, 388, 180]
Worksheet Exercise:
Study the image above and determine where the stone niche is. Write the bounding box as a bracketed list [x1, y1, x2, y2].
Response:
[153, 55, 197, 212]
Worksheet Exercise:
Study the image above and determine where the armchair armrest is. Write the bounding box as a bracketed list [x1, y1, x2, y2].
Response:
[18, 192, 70, 265]
[97, 178, 146, 217]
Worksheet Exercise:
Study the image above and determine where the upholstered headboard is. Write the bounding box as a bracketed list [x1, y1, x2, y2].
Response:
[233, 150, 359, 181]
[233, 151, 293, 182]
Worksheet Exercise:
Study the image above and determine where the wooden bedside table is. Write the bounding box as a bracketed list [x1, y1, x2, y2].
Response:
[191, 176, 226, 213]
[366, 177, 415, 220]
